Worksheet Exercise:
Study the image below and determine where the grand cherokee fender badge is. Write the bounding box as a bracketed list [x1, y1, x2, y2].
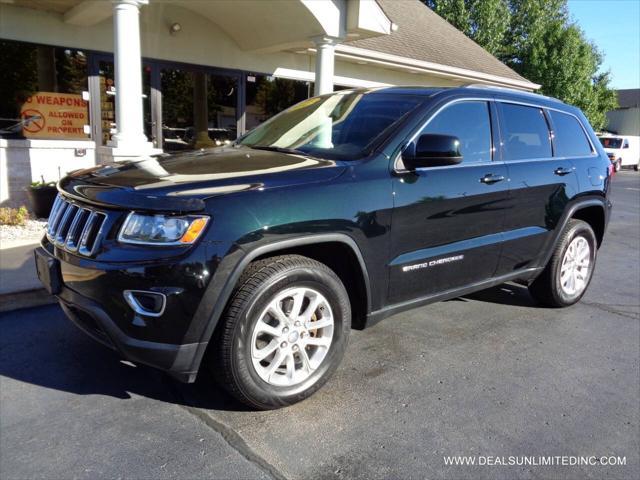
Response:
[402, 254, 465, 272]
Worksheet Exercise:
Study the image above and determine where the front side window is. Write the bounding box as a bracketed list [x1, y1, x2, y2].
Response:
[238, 91, 423, 160]
[499, 103, 552, 160]
[420, 101, 492, 163]
[549, 110, 592, 157]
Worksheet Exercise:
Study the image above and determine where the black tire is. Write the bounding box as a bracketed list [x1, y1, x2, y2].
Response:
[529, 219, 597, 307]
[634, 162, 639, 172]
[211, 255, 351, 409]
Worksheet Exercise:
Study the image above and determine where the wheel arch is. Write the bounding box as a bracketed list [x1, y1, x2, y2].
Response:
[571, 203, 606, 247]
[539, 198, 608, 271]
[187, 234, 372, 376]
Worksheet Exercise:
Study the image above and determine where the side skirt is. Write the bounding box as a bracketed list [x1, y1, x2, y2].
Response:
[365, 267, 543, 328]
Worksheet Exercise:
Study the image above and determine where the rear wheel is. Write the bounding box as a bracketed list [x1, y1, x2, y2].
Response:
[212, 255, 350, 409]
[529, 219, 597, 307]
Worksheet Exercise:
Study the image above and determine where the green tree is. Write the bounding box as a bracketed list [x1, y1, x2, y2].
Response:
[424, 0, 618, 130]
[469, 0, 511, 58]
[427, 0, 471, 34]
[427, 0, 510, 57]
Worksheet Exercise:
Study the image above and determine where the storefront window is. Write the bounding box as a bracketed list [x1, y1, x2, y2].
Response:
[0, 40, 334, 149]
[98, 61, 115, 145]
[161, 67, 237, 151]
[97, 60, 152, 145]
[0, 40, 88, 140]
[245, 74, 312, 130]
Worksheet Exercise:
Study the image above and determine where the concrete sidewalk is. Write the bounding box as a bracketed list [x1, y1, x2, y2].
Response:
[0, 239, 55, 312]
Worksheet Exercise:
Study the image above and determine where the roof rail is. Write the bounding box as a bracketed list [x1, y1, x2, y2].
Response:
[461, 83, 562, 103]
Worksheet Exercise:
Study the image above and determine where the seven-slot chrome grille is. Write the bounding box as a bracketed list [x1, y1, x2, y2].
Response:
[47, 194, 107, 257]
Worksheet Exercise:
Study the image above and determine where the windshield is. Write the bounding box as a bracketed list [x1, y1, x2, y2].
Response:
[238, 91, 423, 160]
[599, 137, 623, 149]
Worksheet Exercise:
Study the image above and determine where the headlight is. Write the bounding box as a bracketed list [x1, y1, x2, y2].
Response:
[118, 212, 209, 245]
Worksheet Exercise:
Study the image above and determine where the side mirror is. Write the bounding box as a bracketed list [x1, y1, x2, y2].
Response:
[402, 134, 463, 169]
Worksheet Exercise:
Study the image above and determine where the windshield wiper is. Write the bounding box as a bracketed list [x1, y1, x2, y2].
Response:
[248, 145, 315, 158]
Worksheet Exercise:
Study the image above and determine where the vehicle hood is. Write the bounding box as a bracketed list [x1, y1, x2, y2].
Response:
[59, 146, 346, 212]
[603, 147, 620, 154]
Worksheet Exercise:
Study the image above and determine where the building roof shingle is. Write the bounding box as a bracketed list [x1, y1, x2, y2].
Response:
[347, 0, 529, 85]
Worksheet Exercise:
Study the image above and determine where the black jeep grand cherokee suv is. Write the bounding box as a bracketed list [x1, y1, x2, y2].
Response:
[36, 86, 612, 409]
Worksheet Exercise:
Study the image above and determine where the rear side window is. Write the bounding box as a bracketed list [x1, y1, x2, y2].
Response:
[549, 110, 593, 157]
[499, 103, 552, 160]
[421, 101, 492, 163]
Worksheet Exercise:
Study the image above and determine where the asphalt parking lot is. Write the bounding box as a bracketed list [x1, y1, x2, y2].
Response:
[1, 171, 638, 480]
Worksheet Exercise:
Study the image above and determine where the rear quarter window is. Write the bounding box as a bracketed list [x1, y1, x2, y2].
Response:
[549, 110, 593, 157]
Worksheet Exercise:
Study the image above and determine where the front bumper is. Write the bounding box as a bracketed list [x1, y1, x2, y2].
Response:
[35, 245, 208, 382]
[58, 286, 204, 382]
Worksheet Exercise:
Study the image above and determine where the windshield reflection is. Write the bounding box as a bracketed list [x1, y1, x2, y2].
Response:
[238, 91, 422, 160]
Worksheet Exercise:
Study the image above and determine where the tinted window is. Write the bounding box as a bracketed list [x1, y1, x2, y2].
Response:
[549, 110, 592, 157]
[421, 101, 492, 163]
[500, 103, 552, 160]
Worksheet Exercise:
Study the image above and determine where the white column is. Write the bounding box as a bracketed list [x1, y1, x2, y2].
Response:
[109, 0, 150, 153]
[313, 37, 340, 96]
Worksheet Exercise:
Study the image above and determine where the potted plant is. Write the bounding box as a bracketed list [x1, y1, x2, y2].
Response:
[27, 176, 58, 219]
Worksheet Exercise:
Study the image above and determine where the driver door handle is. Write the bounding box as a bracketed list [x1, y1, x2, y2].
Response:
[554, 167, 573, 176]
[480, 174, 505, 185]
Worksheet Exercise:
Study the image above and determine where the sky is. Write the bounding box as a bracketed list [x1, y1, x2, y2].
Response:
[567, 0, 640, 90]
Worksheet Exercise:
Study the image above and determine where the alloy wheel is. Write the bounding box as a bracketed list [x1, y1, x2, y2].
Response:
[559, 236, 591, 296]
[250, 287, 334, 387]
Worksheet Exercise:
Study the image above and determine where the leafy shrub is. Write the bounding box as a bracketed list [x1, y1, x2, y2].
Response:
[0, 206, 30, 226]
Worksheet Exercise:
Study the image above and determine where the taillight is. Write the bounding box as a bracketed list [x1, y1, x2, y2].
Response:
[608, 162, 615, 177]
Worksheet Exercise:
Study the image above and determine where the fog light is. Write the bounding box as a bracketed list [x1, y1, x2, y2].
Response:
[123, 290, 166, 317]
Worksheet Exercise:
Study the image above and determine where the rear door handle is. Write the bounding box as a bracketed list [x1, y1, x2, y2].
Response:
[554, 167, 573, 176]
[480, 174, 505, 184]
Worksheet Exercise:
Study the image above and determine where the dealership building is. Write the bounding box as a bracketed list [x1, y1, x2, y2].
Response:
[0, 0, 538, 209]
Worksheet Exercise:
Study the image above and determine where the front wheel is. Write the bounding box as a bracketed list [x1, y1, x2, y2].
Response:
[529, 219, 597, 307]
[212, 255, 351, 409]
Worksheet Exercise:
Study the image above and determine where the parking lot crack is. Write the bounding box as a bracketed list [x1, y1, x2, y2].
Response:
[178, 404, 288, 480]
[581, 300, 640, 320]
[163, 379, 288, 480]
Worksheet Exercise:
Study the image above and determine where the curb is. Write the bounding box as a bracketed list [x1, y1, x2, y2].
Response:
[0, 288, 57, 313]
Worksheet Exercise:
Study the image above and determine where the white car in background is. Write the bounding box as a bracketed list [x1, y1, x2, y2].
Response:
[598, 135, 640, 171]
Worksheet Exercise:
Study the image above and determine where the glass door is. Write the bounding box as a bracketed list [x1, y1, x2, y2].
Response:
[95, 59, 153, 146]
[88, 54, 242, 152]
[160, 66, 238, 152]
